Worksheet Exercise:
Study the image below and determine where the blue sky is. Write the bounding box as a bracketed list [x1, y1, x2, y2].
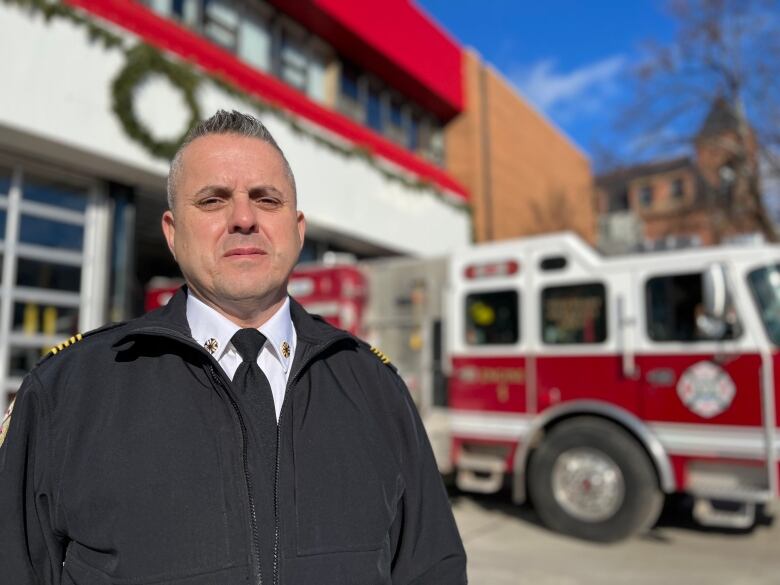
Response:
[417, 1, 676, 163]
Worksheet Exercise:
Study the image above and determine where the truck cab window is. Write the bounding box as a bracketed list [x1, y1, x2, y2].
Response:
[464, 290, 519, 345]
[646, 273, 738, 342]
[542, 283, 607, 344]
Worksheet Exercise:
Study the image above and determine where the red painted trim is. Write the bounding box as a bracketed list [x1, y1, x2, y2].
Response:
[63, 0, 468, 200]
[269, 0, 463, 119]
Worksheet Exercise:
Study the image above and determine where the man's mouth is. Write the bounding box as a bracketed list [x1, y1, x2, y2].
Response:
[224, 247, 267, 257]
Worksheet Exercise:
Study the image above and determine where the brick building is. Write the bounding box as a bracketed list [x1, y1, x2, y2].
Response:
[596, 99, 764, 253]
[446, 50, 595, 244]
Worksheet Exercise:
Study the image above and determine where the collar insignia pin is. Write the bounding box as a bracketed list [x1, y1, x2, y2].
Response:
[281, 341, 291, 359]
[204, 338, 219, 354]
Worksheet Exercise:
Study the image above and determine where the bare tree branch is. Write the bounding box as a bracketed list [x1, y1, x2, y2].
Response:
[607, 0, 780, 243]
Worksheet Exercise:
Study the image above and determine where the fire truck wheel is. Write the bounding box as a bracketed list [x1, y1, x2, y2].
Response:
[528, 416, 663, 543]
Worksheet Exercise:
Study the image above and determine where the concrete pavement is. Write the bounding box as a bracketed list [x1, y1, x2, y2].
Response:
[451, 491, 778, 585]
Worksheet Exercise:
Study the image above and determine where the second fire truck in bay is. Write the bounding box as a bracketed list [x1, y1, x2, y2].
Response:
[289, 233, 780, 542]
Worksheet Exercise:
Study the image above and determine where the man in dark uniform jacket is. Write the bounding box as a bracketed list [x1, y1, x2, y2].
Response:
[0, 110, 467, 584]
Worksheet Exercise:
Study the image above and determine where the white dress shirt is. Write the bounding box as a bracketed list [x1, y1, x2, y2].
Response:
[186, 292, 297, 421]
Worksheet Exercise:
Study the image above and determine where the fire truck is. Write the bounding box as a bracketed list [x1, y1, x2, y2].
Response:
[288, 233, 780, 542]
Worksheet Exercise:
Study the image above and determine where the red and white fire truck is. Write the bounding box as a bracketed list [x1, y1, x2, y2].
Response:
[288, 233, 780, 542]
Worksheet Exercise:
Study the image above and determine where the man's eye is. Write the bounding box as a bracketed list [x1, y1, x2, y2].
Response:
[198, 198, 223, 207]
[258, 197, 282, 206]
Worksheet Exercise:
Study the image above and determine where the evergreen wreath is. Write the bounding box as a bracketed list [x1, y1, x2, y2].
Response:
[111, 44, 201, 160]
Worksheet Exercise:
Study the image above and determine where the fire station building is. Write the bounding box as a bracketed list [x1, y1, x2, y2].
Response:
[0, 0, 593, 409]
[0, 0, 475, 404]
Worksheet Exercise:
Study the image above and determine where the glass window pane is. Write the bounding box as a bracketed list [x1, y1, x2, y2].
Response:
[646, 274, 701, 341]
[465, 290, 519, 345]
[204, 0, 239, 51]
[280, 32, 307, 70]
[639, 185, 654, 207]
[205, 0, 238, 26]
[430, 126, 445, 166]
[146, 0, 173, 16]
[672, 178, 685, 200]
[174, 0, 200, 26]
[281, 65, 307, 90]
[748, 264, 780, 345]
[10, 346, 51, 378]
[16, 258, 81, 292]
[340, 63, 360, 102]
[408, 114, 420, 151]
[0, 167, 11, 197]
[307, 51, 327, 103]
[0, 209, 6, 240]
[12, 302, 79, 336]
[542, 283, 607, 344]
[385, 98, 405, 143]
[389, 98, 403, 127]
[279, 31, 308, 91]
[239, 13, 271, 70]
[646, 273, 739, 342]
[19, 216, 84, 250]
[205, 22, 237, 49]
[367, 86, 382, 132]
[23, 174, 88, 212]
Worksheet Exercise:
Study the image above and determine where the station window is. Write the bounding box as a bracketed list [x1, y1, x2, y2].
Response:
[12, 303, 80, 337]
[142, 0, 446, 162]
[203, 0, 240, 50]
[337, 63, 446, 165]
[542, 283, 607, 344]
[646, 273, 738, 342]
[16, 259, 81, 292]
[464, 290, 519, 346]
[366, 82, 383, 131]
[276, 25, 309, 91]
[143, 0, 330, 103]
[386, 96, 406, 144]
[237, 7, 271, 71]
[24, 175, 88, 212]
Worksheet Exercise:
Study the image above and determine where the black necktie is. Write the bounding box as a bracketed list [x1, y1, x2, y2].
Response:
[230, 328, 277, 584]
[231, 328, 277, 429]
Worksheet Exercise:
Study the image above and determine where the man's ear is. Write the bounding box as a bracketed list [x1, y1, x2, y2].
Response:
[296, 210, 306, 251]
[161, 210, 177, 260]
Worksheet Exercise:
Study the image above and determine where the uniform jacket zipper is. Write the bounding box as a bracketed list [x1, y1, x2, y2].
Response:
[208, 366, 263, 585]
[120, 326, 351, 585]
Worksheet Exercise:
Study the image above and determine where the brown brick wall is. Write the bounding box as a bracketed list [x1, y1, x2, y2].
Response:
[445, 50, 595, 244]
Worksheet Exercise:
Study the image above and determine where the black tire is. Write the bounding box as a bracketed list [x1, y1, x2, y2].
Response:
[527, 416, 664, 543]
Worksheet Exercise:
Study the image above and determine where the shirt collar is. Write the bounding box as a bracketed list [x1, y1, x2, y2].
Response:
[185, 292, 295, 373]
[258, 296, 295, 373]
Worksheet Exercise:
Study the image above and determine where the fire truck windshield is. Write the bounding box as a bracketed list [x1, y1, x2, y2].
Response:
[748, 263, 780, 345]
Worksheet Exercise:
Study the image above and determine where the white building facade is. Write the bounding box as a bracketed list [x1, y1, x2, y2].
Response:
[0, 0, 471, 408]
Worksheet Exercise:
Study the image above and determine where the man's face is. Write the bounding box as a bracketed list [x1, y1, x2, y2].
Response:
[162, 134, 305, 313]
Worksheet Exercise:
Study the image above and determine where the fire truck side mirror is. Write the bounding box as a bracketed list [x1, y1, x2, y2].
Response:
[703, 263, 728, 320]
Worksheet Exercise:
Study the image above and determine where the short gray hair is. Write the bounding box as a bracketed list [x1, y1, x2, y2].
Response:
[166, 109, 297, 209]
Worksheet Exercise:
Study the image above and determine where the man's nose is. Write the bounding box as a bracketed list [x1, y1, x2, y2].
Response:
[228, 195, 258, 233]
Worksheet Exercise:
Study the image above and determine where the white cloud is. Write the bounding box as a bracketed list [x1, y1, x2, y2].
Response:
[511, 55, 627, 119]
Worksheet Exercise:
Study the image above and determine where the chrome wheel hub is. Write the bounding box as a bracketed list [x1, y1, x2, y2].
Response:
[551, 447, 625, 522]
